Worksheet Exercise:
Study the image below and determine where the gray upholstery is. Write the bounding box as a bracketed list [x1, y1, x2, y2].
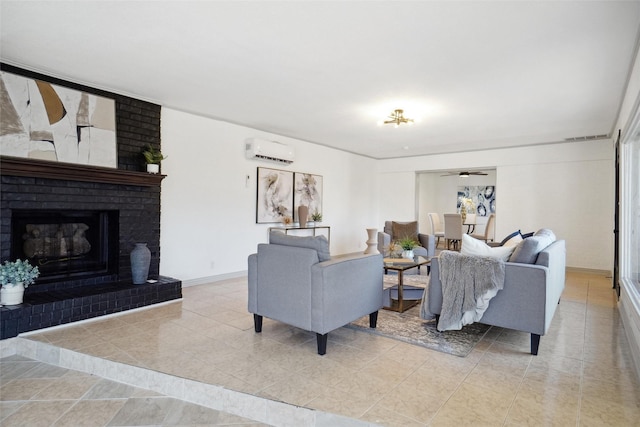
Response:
[428, 238, 566, 355]
[268, 231, 331, 261]
[248, 232, 383, 355]
[509, 228, 556, 264]
[377, 221, 436, 258]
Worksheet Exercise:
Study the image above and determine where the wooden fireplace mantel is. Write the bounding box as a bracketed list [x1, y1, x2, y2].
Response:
[0, 156, 166, 187]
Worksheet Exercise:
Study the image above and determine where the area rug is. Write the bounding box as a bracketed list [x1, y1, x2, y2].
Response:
[345, 274, 492, 357]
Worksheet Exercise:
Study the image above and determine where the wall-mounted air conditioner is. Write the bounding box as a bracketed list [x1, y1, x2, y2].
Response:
[245, 138, 295, 165]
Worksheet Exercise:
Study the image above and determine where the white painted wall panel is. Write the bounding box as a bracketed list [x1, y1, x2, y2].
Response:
[159, 108, 379, 281]
[380, 141, 614, 271]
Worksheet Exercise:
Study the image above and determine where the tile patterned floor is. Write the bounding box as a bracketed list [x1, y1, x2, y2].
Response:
[0, 355, 267, 426]
[1, 271, 639, 426]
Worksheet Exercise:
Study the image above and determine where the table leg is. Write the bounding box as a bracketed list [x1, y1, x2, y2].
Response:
[397, 270, 404, 312]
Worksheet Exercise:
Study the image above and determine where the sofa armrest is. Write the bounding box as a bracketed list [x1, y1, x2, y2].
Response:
[481, 262, 550, 334]
[311, 253, 383, 334]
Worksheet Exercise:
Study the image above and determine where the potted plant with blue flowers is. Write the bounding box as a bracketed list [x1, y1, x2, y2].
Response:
[0, 259, 39, 305]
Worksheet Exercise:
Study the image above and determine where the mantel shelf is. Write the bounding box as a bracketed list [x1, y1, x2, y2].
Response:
[0, 156, 165, 187]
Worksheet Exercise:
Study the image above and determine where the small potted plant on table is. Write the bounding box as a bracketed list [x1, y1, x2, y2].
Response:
[142, 145, 167, 174]
[0, 259, 40, 305]
[309, 211, 322, 226]
[397, 237, 418, 259]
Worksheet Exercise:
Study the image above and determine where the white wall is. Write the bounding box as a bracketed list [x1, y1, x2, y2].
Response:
[379, 141, 614, 271]
[160, 108, 379, 283]
[160, 108, 613, 280]
[498, 158, 612, 270]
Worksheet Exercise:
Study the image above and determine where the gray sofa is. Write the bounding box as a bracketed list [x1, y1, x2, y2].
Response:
[248, 232, 383, 355]
[427, 232, 566, 355]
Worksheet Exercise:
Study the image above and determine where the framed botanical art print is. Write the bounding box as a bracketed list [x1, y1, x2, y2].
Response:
[294, 172, 323, 222]
[256, 167, 294, 223]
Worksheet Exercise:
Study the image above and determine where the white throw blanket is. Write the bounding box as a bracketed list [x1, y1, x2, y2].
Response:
[425, 251, 506, 331]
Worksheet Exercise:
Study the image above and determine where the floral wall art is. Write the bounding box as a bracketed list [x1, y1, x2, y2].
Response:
[457, 186, 496, 216]
[0, 70, 117, 168]
[256, 167, 323, 224]
[294, 172, 323, 222]
[256, 167, 294, 223]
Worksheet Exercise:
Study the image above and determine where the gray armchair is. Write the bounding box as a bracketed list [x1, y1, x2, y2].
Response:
[377, 221, 436, 258]
[248, 232, 383, 355]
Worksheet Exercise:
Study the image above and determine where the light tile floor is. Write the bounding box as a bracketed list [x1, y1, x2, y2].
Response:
[1, 271, 639, 426]
[0, 355, 268, 426]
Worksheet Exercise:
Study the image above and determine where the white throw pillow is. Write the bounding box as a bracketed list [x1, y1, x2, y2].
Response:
[461, 234, 515, 261]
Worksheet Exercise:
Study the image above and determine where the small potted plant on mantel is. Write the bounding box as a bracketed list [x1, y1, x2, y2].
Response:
[0, 259, 40, 305]
[142, 145, 167, 174]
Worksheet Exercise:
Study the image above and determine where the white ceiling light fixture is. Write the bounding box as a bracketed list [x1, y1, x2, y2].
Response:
[381, 109, 414, 128]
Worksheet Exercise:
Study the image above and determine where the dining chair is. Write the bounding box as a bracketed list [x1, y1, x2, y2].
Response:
[443, 213, 463, 250]
[470, 213, 496, 243]
[464, 213, 477, 234]
[428, 213, 445, 247]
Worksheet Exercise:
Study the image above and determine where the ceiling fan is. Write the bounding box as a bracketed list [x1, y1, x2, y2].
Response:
[440, 171, 488, 177]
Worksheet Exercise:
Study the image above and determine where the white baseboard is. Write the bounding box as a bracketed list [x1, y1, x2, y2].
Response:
[619, 281, 640, 383]
[181, 271, 248, 288]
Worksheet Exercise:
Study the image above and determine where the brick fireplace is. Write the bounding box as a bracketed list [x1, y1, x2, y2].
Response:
[0, 64, 181, 339]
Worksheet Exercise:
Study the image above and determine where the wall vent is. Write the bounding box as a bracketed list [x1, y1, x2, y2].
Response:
[564, 134, 609, 142]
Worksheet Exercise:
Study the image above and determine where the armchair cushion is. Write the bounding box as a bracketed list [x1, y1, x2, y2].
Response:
[269, 231, 331, 261]
[461, 234, 515, 261]
[392, 221, 419, 241]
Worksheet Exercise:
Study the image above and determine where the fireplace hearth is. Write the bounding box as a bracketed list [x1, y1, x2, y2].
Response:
[0, 164, 182, 340]
[0, 162, 183, 339]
